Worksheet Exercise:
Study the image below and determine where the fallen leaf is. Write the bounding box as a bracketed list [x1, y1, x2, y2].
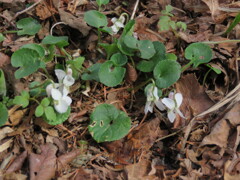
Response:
[224, 159, 240, 180]
[0, 138, 13, 153]
[57, 149, 81, 171]
[201, 119, 230, 148]
[223, 102, 240, 126]
[0, 127, 14, 141]
[29, 143, 57, 180]
[8, 109, 28, 126]
[6, 151, 28, 173]
[2, 172, 27, 180]
[36, 1, 56, 20]
[126, 63, 138, 83]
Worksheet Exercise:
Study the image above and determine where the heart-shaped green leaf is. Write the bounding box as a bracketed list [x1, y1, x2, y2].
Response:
[21, 43, 45, 57]
[154, 60, 181, 88]
[185, 42, 212, 67]
[42, 35, 69, 48]
[99, 43, 119, 60]
[123, 35, 138, 49]
[0, 103, 8, 127]
[43, 107, 70, 125]
[16, 17, 41, 35]
[137, 60, 155, 72]
[137, 40, 156, 59]
[82, 63, 102, 82]
[84, 10, 108, 28]
[13, 91, 30, 108]
[11, 48, 44, 79]
[110, 53, 127, 66]
[99, 61, 126, 87]
[89, 104, 131, 142]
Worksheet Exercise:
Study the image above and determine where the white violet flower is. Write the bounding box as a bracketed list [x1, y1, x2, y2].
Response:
[144, 84, 165, 114]
[51, 88, 72, 113]
[46, 67, 75, 113]
[110, 15, 125, 34]
[162, 92, 185, 123]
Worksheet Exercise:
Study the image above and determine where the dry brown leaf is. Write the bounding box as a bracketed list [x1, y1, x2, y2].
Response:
[176, 74, 214, 121]
[0, 138, 13, 153]
[224, 159, 240, 180]
[36, 1, 56, 20]
[2, 172, 27, 180]
[58, 8, 90, 36]
[57, 149, 81, 171]
[6, 151, 28, 173]
[223, 102, 240, 126]
[126, 63, 138, 83]
[8, 109, 28, 126]
[0, 127, 14, 141]
[29, 143, 57, 180]
[201, 119, 230, 148]
[0, 52, 10, 68]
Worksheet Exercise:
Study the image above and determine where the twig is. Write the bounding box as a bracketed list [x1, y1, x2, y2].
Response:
[50, 22, 67, 35]
[11, 0, 43, 21]
[155, 128, 183, 142]
[130, 0, 139, 20]
[146, 28, 166, 41]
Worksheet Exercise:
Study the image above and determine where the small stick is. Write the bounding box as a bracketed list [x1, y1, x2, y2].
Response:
[11, 0, 43, 21]
[50, 22, 67, 35]
[130, 0, 139, 20]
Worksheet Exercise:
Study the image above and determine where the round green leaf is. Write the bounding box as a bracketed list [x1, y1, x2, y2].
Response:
[185, 42, 212, 67]
[82, 63, 101, 82]
[16, 17, 41, 35]
[96, 0, 109, 6]
[154, 60, 181, 88]
[0, 103, 8, 127]
[110, 53, 127, 66]
[13, 96, 29, 108]
[42, 35, 69, 48]
[89, 104, 131, 142]
[137, 40, 156, 59]
[123, 35, 138, 49]
[44, 106, 56, 122]
[99, 61, 126, 87]
[44, 107, 70, 125]
[41, 98, 50, 107]
[35, 105, 44, 117]
[21, 44, 45, 57]
[136, 60, 155, 72]
[84, 10, 107, 28]
[11, 48, 43, 79]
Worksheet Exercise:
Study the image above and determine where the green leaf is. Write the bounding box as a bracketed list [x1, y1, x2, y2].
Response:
[89, 104, 131, 142]
[122, 20, 135, 37]
[150, 41, 166, 62]
[225, 13, 240, 34]
[84, 10, 108, 28]
[136, 60, 155, 72]
[21, 44, 45, 57]
[137, 40, 156, 59]
[16, 17, 41, 35]
[110, 53, 127, 66]
[154, 60, 181, 88]
[96, 0, 109, 6]
[123, 35, 138, 49]
[185, 42, 212, 67]
[35, 105, 44, 117]
[158, 16, 171, 31]
[0, 69, 7, 96]
[41, 97, 50, 107]
[99, 26, 113, 34]
[176, 21, 187, 31]
[99, 42, 119, 60]
[44, 45, 55, 62]
[43, 107, 70, 125]
[42, 35, 69, 48]
[165, 53, 177, 60]
[82, 63, 101, 82]
[99, 61, 126, 87]
[67, 57, 85, 78]
[13, 91, 30, 108]
[0, 33, 5, 42]
[0, 103, 8, 127]
[44, 106, 56, 122]
[11, 48, 44, 79]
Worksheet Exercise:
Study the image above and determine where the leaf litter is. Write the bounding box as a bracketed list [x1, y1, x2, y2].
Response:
[0, 0, 240, 179]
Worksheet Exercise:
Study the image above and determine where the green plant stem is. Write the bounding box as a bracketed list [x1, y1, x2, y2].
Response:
[202, 68, 212, 85]
[3, 30, 18, 34]
[60, 48, 72, 60]
[42, 68, 51, 79]
[202, 39, 240, 44]
[181, 61, 193, 72]
[29, 79, 51, 90]
[30, 97, 40, 104]
[129, 56, 135, 67]
[97, 28, 101, 44]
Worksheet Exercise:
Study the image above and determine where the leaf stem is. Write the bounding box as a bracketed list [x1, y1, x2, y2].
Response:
[29, 97, 40, 104]
[3, 30, 18, 34]
[181, 61, 193, 72]
[202, 39, 240, 44]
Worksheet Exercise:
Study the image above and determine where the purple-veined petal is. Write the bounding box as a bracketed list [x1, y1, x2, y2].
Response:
[168, 92, 174, 99]
[175, 93, 183, 108]
[66, 67, 73, 76]
[51, 88, 62, 100]
[63, 75, 75, 86]
[155, 100, 165, 111]
[167, 111, 176, 123]
[162, 98, 175, 110]
[55, 69, 66, 82]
